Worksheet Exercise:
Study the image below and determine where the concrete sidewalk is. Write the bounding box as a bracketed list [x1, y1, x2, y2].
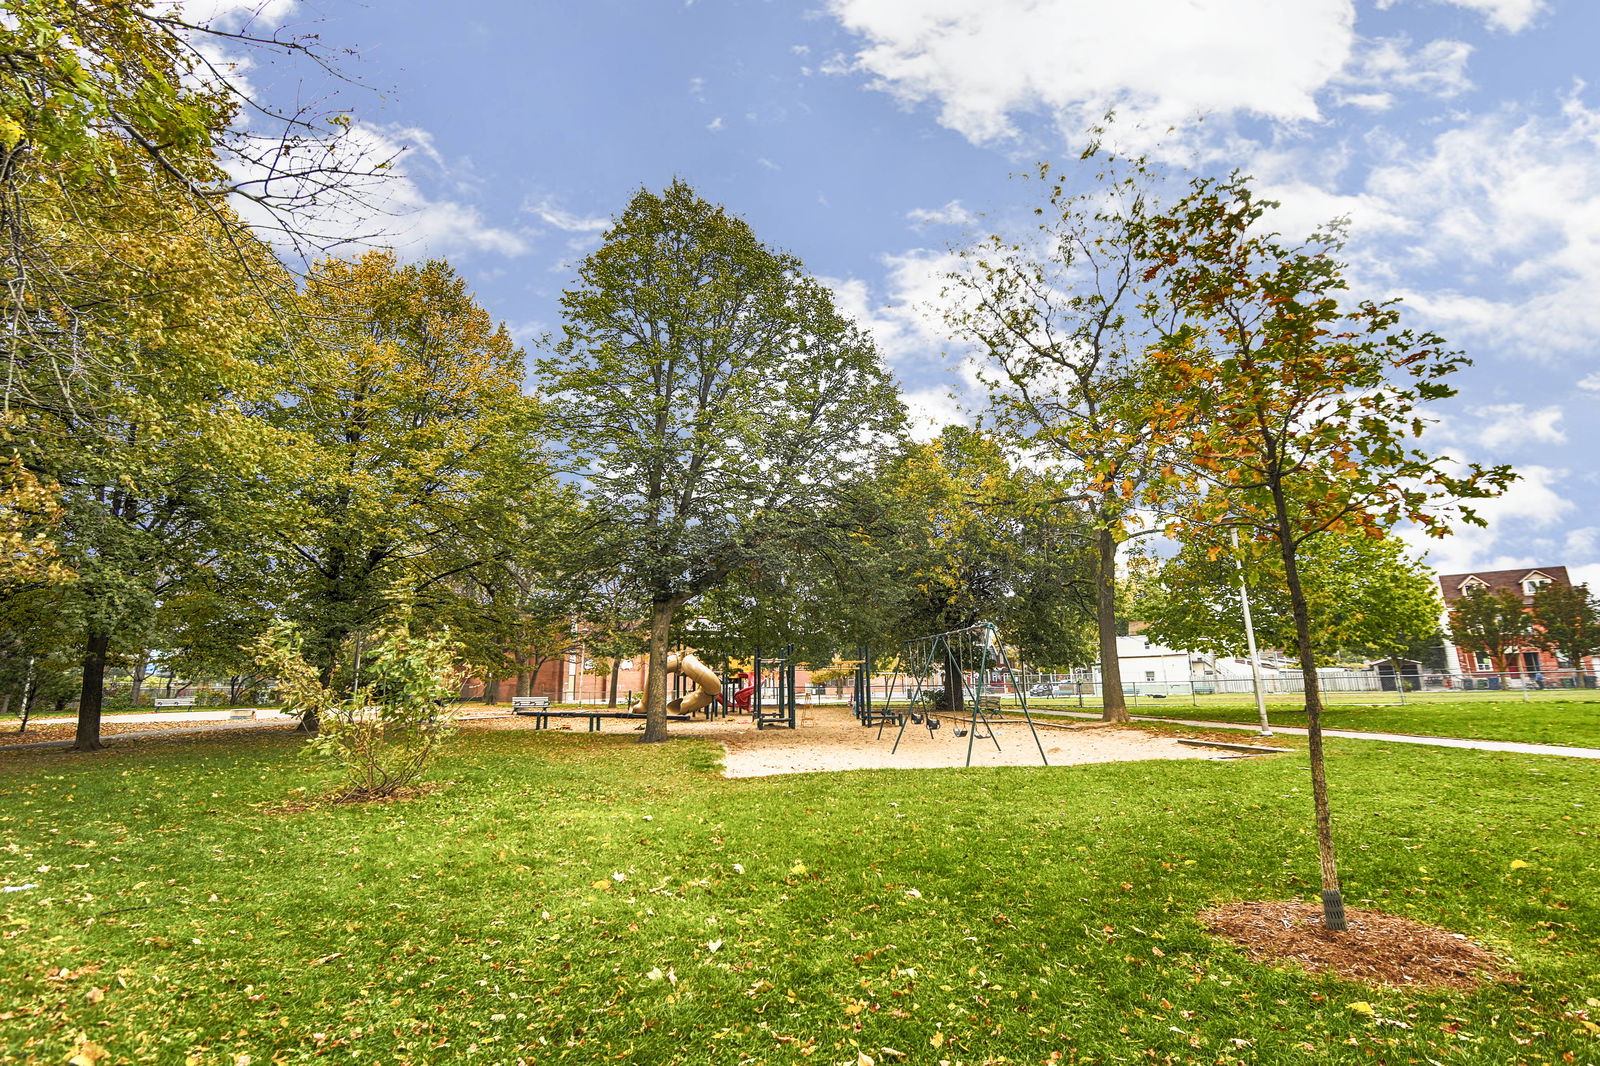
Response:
[2, 717, 295, 752]
[22, 710, 280, 727]
[1051, 710, 1600, 759]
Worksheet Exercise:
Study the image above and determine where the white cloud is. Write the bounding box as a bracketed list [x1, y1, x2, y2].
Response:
[900, 385, 970, 442]
[707, 116, 725, 132]
[525, 198, 611, 234]
[1401, 463, 1575, 576]
[1379, 0, 1548, 33]
[906, 200, 975, 228]
[1470, 404, 1566, 451]
[822, 249, 966, 369]
[1578, 373, 1600, 392]
[1360, 93, 1600, 358]
[1333, 35, 1472, 108]
[824, 0, 1355, 146]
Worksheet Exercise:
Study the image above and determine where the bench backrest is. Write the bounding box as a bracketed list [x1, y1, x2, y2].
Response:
[153, 697, 196, 708]
[511, 696, 550, 709]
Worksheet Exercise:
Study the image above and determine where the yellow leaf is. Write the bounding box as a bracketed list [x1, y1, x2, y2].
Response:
[1509, 860, 1530, 870]
[1347, 1001, 1375, 1015]
[931, 1031, 946, 1048]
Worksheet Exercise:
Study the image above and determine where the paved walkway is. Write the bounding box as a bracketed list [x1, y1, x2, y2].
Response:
[2, 717, 295, 752]
[1050, 710, 1600, 759]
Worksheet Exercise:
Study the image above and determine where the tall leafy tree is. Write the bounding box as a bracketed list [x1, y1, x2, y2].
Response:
[1531, 582, 1599, 682]
[947, 157, 1173, 722]
[266, 250, 558, 725]
[1449, 587, 1535, 677]
[539, 180, 904, 742]
[1142, 174, 1513, 930]
[11, 183, 291, 750]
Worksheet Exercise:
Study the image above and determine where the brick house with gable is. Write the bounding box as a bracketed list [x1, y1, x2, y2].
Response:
[1438, 565, 1596, 679]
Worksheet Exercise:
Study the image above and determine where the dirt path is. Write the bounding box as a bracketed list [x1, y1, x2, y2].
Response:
[464, 702, 1251, 777]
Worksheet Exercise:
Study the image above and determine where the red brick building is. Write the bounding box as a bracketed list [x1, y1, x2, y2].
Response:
[463, 649, 818, 706]
[1438, 565, 1595, 678]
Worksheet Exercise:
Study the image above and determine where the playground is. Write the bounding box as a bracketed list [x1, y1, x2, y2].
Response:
[466, 699, 1241, 776]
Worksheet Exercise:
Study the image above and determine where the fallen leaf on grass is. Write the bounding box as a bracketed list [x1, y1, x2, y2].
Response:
[67, 1038, 109, 1066]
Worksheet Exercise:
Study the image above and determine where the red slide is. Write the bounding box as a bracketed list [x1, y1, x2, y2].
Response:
[734, 685, 757, 711]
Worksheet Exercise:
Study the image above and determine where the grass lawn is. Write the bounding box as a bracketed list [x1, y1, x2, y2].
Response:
[1105, 698, 1600, 749]
[1, 729, 1596, 1065]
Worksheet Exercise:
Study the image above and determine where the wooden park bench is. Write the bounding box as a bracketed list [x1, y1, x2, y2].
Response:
[153, 697, 196, 709]
[511, 696, 550, 713]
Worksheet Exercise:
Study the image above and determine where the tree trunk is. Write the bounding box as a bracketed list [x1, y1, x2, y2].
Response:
[483, 676, 501, 705]
[944, 642, 965, 718]
[640, 600, 676, 743]
[516, 671, 531, 699]
[1272, 493, 1347, 931]
[608, 657, 622, 708]
[73, 632, 111, 752]
[1095, 526, 1129, 722]
[130, 651, 149, 707]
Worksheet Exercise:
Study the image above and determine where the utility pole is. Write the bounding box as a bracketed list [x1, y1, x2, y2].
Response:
[1232, 530, 1273, 737]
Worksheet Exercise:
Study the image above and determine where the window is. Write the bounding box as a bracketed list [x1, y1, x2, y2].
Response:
[620, 659, 634, 670]
[1474, 652, 1492, 671]
[1144, 670, 1157, 682]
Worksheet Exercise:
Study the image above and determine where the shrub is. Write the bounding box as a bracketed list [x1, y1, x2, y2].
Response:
[252, 620, 461, 801]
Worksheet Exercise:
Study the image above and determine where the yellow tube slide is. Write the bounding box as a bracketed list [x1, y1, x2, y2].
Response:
[630, 651, 722, 716]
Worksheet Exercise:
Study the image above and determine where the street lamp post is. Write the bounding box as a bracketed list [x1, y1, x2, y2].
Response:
[1232, 529, 1273, 737]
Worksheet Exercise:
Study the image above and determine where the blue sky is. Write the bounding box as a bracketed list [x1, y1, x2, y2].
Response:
[213, 0, 1597, 585]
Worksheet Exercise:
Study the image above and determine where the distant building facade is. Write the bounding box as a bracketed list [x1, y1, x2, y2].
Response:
[1438, 565, 1595, 680]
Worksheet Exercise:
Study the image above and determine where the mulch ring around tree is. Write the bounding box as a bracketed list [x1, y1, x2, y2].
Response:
[1199, 901, 1510, 991]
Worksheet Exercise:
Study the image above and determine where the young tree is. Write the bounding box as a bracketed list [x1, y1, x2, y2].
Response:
[1138, 532, 1443, 662]
[1449, 587, 1535, 678]
[1142, 174, 1513, 930]
[948, 158, 1173, 722]
[539, 180, 904, 742]
[1530, 583, 1599, 684]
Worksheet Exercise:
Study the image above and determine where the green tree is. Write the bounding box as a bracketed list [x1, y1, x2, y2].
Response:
[539, 180, 905, 742]
[266, 250, 558, 728]
[1531, 582, 1599, 683]
[948, 157, 1174, 722]
[1138, 533, 1443, 662]
[1142, 173, 1513, 930]
[1449, 587, 1534, 678]
[13, 187, 292, 751]
[874, 427, 1094, 669]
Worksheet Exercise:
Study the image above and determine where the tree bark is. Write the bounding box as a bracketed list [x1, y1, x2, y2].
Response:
[608, 657, 622, 708]
[483, 676, 501, 705]
[640, 600, 675, 743]
[1272, 488, 1347, 931]
[130, 651, 149, 707]
[1095, 526, 1129, 722]
[73, 632, 111, 752]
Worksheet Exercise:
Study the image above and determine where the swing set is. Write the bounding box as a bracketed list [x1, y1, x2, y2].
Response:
[877, 622, 1050, 767]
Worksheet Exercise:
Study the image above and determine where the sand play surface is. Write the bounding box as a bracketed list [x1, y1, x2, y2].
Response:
[465, 702, 1252, 778]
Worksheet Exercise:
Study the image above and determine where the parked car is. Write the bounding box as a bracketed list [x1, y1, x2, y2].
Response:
[1028, 682, 1077, 698]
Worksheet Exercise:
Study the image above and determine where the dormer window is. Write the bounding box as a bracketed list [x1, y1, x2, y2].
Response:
[1458, 575, 1488, 594]
[1521, 571, 1553, 597]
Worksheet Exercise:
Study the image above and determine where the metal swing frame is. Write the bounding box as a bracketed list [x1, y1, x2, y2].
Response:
[877, 622, 1049, 767]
